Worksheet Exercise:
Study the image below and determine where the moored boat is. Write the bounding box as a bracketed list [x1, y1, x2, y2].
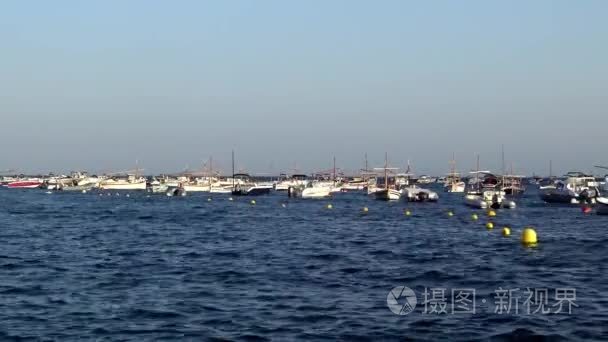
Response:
[444, 155, 465, 193]
[373, 153, 401, 201]
[288, 180, 332, 198]
[100, 175, 147, 190]
[231, 174, 272, 196]
[539, 172, 599, 204]
[401, 185, 439, 202]
[7, 180, 43, 189]
[374, 188, 401, 201]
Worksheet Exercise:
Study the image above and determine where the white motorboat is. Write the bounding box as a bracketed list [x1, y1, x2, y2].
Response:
[464, 190, 516, 209]
[100, 175, 147, 190]
[401, 185, 439, 202]
[288, 181, 332, 198]
[539, 172, 599, 204]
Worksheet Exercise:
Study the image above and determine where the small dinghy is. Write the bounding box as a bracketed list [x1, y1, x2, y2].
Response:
[401, 185, 438, 202]
[464, 190, 516, 209]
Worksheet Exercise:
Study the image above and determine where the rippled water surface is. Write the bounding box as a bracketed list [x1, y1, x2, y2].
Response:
[0, 186, 606, 341]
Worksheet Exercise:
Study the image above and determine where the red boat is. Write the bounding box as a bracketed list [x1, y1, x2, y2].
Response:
[6, 181, 42, 189]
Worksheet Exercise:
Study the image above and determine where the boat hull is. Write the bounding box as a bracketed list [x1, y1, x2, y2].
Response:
[464, 194, 488, 209]
[183, 185, 210, 192]
[465, 192, 516, 209]
[596, 197, 608, 215]
[445, 182, 466, 193]
[100, 182, 147, 190]
[289, 186, 331, 198]
[210, 186, 232, 194]
[232, 186, 272, 196]
[539, 190, 578, 204]
[374, 189, 401, 201]
[7, 181, 42, 189]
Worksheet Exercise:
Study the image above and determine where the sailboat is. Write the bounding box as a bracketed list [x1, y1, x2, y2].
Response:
[182, 158, 218, 192]
[444, 153, 465, 193]
[342, 154, 374, 191]
[373, 153, 401, 201]
[502, 164, 526, 195]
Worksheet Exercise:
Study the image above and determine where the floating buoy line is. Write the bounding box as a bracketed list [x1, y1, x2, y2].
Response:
[77, 191, 544, 247]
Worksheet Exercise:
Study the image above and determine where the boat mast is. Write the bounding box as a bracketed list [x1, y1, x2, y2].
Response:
[501, 145, 505, 191]
[501, 144, 505, 175]
[450, 152, 456, 179]
[549, 160, 553, 178]
[384, 152, 389, 189]
[476, 154, 480, 192]
[231, 150, 235, 188]
[209, 156, 213, 186]
[364, 153, 369, 181]
[333, 156, 336, 186]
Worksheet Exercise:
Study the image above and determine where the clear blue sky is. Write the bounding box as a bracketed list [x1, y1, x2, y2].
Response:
[1, 0, 606, 176]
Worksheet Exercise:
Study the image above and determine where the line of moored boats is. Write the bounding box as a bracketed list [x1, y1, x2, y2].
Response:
[2, 165, 608, 214]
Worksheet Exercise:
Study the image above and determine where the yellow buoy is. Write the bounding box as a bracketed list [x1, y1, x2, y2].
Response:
[327, 204, 333, 209]
[250, 200, 256, 205]
[486, 222, 494, 229]
[487, 210, 497, 217]
[521, 227, 538, 245]
[404, 210, 412, 216]
[502, 227, 511, 236]
[362, 207, 369, 213]
[447, 211, 454, 217]
[471, 213, 479, 221]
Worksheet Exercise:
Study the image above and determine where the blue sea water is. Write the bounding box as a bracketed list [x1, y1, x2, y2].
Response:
[0, 186, 606, 341]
